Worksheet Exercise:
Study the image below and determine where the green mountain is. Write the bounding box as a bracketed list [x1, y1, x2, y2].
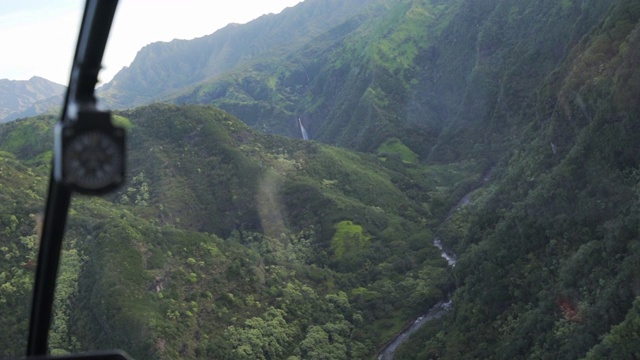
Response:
[172, 0, 625, 162]
[175, 0, 448, 152]
[98, 0, 376, 109]
[0, 76, 64, 123]
[0, 104, 472, 358]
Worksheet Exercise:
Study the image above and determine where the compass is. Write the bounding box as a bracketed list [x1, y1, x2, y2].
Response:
[55, 110, 125, 195]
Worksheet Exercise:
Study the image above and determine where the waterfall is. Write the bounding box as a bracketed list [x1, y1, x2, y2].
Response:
[298, 118, 309, 140]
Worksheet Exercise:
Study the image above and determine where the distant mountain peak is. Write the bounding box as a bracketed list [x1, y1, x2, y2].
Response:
[0, 76, 65, 122]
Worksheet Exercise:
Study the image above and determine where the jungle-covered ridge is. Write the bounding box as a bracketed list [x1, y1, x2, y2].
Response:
[1, 0, 640, 358]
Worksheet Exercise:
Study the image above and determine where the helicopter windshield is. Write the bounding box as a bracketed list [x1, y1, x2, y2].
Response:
[1, 0, 640, 359]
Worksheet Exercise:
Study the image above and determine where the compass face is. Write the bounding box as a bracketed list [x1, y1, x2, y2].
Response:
[63, 130, 123, 190]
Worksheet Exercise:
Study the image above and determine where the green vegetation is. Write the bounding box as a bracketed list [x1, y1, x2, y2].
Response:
[111, 114, 133, 130]
[0, 104, 460, 358]
[330, 220, 370, 260]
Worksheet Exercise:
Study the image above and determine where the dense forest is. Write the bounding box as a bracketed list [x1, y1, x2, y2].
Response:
[0, 105, 470, 358]
[1, 0, 639, 358]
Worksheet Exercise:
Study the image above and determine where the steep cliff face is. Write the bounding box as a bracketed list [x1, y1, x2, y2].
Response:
[396, 1, 640, 358]
[175, 0, 450, 152]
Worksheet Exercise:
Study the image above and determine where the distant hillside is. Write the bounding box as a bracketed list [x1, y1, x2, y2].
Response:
[98, 0, 375, 109]
[0, 76, 64, 122]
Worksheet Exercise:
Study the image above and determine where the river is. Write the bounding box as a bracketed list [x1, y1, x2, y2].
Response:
[377, 239, 457, 360]
[376, 169, 493, 359]
[376, 178, 491, 359]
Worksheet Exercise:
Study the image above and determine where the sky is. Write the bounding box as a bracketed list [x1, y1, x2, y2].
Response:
[0, 0, 303, 85]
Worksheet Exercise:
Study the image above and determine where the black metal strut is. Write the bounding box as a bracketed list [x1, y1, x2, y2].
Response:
[27, 0, 119, 356]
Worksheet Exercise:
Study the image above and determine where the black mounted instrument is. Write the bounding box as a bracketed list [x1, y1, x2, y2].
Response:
[26, 1, 130, 358]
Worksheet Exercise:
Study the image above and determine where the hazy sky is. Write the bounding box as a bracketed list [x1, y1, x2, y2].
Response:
[0, 0, 303, 84]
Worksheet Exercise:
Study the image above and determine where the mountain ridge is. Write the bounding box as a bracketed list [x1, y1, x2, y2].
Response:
[98, 0, 376, 109]
[0, 76, 64, 123]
